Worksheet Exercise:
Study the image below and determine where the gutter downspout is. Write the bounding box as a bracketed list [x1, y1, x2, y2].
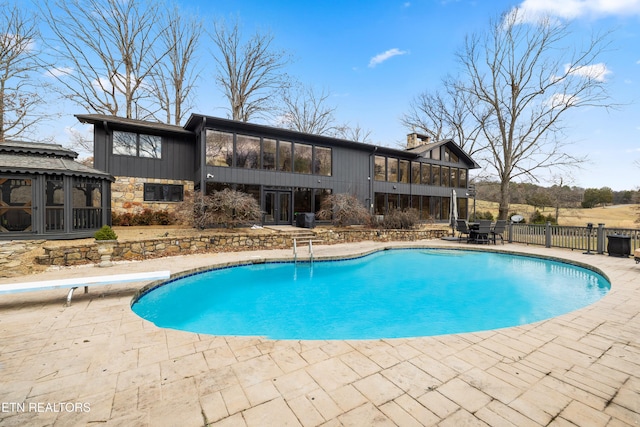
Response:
[369, 147, 377, 215]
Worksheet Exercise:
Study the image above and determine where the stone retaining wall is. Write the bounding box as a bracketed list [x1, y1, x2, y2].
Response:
[33, 228, 449, 268]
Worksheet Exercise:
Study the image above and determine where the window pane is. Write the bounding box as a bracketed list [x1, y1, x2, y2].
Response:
[449, 149, 459, 163]
[314, 146, 332, 176]
[374, 192, 386, 215]
[432, 165, 440, 186]
[421, 164, 430, 185]
[294, 188, 312, 213]
[374, 156, 386, 181]
[421, 196, 431, 220]
[459, 169, 467, 188]
[139, 134, 162, 158]
[263, 138, 277, 171]
[451, 168, 459, 188]
[294, 143, 312, 174]
[314, 189, 332, 216]
[113, 131, 137, 156]
[279, 141, 292, 172]
[236, 134, 260, 169]
[411, 162, 420, 184]
[206, 130, 233, 166]
[143, 184, 184, 202]
[399, 160, 409, 183]
[388, 158, 399, 182]
[441, 166, 450, 187]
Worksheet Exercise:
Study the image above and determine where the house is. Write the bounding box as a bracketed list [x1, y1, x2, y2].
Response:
[76, 114, 479, 226]
[0, 140, 113, 240]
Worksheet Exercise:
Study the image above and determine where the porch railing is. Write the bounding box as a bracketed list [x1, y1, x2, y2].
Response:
[508, 222, 640, 254]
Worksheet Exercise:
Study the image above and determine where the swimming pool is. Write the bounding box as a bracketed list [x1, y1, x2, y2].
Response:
[131, 249, 610, 340]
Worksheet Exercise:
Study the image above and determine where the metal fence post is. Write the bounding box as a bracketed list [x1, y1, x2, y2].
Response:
[545, 222, 551, 248]
[597, 223, 605, 254]
[508, 222, 513, 243]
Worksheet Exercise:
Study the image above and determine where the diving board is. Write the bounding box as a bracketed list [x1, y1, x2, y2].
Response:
[0, 270, 171, 306]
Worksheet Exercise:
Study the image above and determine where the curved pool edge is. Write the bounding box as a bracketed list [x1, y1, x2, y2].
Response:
[129, 243, 612, 316]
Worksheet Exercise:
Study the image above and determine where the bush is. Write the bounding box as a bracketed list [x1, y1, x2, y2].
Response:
[379, 208, 419, 229]
[530, 210, 556, 224]
[193, 189, 262, 228]
[112, 209, 176, 226]
[475, 211, 494, 221]
[94, 225, 118, 240]
[316, 193, 370, 227]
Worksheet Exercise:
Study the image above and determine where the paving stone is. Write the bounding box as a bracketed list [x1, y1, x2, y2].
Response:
[242, 398, 302, 427]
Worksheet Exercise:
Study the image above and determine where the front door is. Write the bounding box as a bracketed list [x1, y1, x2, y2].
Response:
[264, 190, 291, 225]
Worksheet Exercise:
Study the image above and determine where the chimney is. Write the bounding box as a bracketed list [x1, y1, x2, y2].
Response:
[406, 132, 431, 149]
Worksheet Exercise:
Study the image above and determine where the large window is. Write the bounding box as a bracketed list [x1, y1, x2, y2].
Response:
[294, 143, 312, 174]
[388, 158, 399, 182]
[263, 138, 277, 171]
[206, 130, 233, 166]
[144, 183, 183, 202]
[236, 134, 260, 169]
[314, 146, 332, 176]
[459, 169, 468, 188]
[421, 164, 430, 185]
[374, 156, 386, 181]
[411, 162, 420, 184]
[398, 160, 409, 184]
[279, 141, 292, 172]
[113, 131, 161, 158]
[432, 165, 440, 186]
[441, 166, 450, 187]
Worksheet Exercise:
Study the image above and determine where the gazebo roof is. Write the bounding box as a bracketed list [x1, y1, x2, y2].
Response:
[0, 140, 113, 180]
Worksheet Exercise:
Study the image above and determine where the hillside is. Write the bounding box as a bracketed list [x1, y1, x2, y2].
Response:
[473, 200, 639, 228]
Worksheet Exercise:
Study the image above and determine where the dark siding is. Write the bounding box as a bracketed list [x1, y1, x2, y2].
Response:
[93, 125, 196, 180]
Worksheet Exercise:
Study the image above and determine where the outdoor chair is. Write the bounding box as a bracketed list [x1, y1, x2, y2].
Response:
[490, 220, 507, 245]
[456, 219, 471, 243]
[473, 220, 492, 244]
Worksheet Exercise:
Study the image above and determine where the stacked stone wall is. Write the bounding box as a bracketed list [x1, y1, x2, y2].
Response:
[31, 228, 449, 268]
[111, 176, 194, 216]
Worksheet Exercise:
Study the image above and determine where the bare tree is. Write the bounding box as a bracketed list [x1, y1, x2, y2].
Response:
[40, 0, 169, 119]
[334, 122, 372, 143]
[147, 6, 202, 125]
[457, 9, 611, 219]
[402, 79, 484, 156]
[279, 84, 337, 134]
[0, 3, 47, 141]
[210, 18, 291, 122]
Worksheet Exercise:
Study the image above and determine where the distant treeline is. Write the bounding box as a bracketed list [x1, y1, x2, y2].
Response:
[474, 181, 639, 209]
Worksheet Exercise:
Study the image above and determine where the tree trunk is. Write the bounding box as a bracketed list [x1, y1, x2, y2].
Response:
[498, 179, 510, 220]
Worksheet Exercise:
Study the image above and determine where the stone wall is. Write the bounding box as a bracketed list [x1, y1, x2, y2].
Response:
[111, 176, 194, 216]
[0, 240, 46, 276]
[33, 228, 449, 268]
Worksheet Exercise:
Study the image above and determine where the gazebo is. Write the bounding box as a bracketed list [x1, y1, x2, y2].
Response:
[0, 140, 113, 240]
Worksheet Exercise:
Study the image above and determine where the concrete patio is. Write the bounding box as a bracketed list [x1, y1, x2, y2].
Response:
[0, 240, 638, 426]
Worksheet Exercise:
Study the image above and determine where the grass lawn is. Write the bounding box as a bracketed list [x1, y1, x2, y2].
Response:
[474, 200, 639, 228]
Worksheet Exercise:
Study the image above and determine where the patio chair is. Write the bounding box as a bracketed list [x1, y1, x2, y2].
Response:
[456, 219, 471, 243]
[490, 220, 507, 245]
[473, 220, 492, 244]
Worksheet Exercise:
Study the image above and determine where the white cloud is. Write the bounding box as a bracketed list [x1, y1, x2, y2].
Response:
[44, 67, 74, 78]
[368, 48, 408, 68]
[546, 92, 578, 109]
[566, 62, 612, 82]
[514, 0, 640, 21]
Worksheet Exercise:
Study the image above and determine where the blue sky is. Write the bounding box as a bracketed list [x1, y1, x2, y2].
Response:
[30, 0, 640, 191]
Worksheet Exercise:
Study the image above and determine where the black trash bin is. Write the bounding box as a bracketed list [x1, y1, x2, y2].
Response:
[295, 212, 315, 229]
[607, 234, 631, 257]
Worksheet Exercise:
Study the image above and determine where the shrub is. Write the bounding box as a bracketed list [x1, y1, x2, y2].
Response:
[316, 193, 370, 227]
[379, 208, 419, 229]
[194, 188, 263, 228]
[475, 211, 494, 221]
[112, 209, 176, 226]
[530, 210, 556, 224]
[94, 225, 118, 240]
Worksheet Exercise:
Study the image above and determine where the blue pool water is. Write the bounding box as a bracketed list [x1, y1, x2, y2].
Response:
[131, 249, 610, 340]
